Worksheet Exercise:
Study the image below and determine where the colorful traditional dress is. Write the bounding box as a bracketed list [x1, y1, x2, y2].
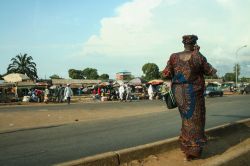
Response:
[163, 48, 216, 157]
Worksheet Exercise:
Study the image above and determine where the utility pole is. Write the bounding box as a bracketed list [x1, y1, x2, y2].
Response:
[235, 45, 247, 88]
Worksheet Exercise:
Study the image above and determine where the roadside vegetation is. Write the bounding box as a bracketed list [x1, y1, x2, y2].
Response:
[7, 53, 38, 80]
[1, 54, 250, 83]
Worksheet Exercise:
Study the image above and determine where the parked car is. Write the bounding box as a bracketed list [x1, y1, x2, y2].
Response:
[204, 86, 223, 97]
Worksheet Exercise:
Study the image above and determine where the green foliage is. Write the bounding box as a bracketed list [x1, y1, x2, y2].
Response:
[7, 53, 38, 80]
[142, 63, 160, 81]
[204, 75, 219, 79]
[240, 77, 250, 83]
[222, 64, 241, 82]
[223, 72, 235, 81]
[49, 74, 62, 79]
[99, 74, 109, 80]
[68, 69, 83, 79]
[68, 68, 99, 79]
[82, 68, 99, 79]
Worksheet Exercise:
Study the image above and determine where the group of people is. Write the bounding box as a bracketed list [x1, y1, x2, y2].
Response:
[118, 84, 132, 102]
[90, 82, 172, 102]
[28, 84, 73, 104]
[28, 89, 43, 102]
[92, 83, 133, 102]
[146, 83, 169, 101]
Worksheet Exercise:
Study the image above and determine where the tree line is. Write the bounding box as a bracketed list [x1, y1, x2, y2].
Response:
[1, 53, 249, 82]
[0, 53, 163, 81]
[68, 68, 109, 80]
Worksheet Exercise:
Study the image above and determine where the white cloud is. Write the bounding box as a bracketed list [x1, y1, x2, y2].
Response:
[82, 0, 164, 58]
[216, 0, 234, 8]
[80, 0, 250, 77]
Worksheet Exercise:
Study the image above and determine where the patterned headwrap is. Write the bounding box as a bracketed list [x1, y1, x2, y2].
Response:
[182, 35, 198, 45]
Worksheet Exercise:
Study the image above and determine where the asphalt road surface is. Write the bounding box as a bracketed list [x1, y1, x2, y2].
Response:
[0, 95, 249, 166]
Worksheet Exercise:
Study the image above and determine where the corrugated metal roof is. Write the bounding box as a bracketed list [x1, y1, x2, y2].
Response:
[116, 70, 131, 74]
[52, 79, 102, 85]
[17, 82, 36, 86]
[205, 79, 223, 83]
[0, 83, 15, 87]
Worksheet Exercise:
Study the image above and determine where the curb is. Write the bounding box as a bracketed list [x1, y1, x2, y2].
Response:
[56, 152, 119, 166]
[55, 137, 179, 166]
[55, 118, 250, 166]
[116, 136, 179, 164]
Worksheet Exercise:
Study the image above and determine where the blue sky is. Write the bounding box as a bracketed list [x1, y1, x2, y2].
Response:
[0, 0, 249, 79]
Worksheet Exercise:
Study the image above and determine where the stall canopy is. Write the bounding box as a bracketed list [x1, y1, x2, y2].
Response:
[3, 73, 30, 83]
[128, 77, 146, 86]
[52, 79, 102, 88]
[148, 79, 164, 85]
[113, 80, 128, 86]
[99, 82, 110, 87]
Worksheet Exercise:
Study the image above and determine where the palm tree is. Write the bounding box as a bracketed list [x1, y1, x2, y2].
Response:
[7, 53, 38, 80]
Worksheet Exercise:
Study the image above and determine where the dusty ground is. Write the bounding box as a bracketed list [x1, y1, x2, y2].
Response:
[0, 101, 164, 133]
[0, 93, 241, 133]
[121, 121, 250, 166]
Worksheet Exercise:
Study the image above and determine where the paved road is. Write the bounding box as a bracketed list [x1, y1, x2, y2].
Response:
[0, 95, 249, 166]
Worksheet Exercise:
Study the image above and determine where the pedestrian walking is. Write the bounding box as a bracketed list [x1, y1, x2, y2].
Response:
[57, 84, 64, 103]
[118, 84, 125, 101]
[125, 84, 132, 102]
[44, 86, 50, 103]
[148, 84, 154, 100]
[64, 84, 73, 104]
[97, 87, 101, 99]
[163, 35, 217, 161]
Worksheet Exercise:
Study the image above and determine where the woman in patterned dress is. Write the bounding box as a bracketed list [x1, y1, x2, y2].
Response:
[163, 35, 217, 161]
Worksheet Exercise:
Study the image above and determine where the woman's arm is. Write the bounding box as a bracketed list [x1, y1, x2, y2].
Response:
[199, 53, 217, 76]
[162, 54, 174, 79]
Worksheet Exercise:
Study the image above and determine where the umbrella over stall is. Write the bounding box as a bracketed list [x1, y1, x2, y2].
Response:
[99, 82, 110, 87]
[128, 77, 146, 86]
[3, 73, 30, 83]
[112, 80, 128, 86]
[148, 79, 164, 85]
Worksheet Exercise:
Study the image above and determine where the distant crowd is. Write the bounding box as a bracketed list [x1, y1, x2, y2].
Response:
[25, 83, 170, 104]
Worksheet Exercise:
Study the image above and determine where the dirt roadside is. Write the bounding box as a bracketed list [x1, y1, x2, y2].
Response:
[121, 121, 250, 166]
[0, 101, 165, 133]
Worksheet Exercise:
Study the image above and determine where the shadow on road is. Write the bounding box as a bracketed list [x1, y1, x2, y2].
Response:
[202, 122, 250, 159]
